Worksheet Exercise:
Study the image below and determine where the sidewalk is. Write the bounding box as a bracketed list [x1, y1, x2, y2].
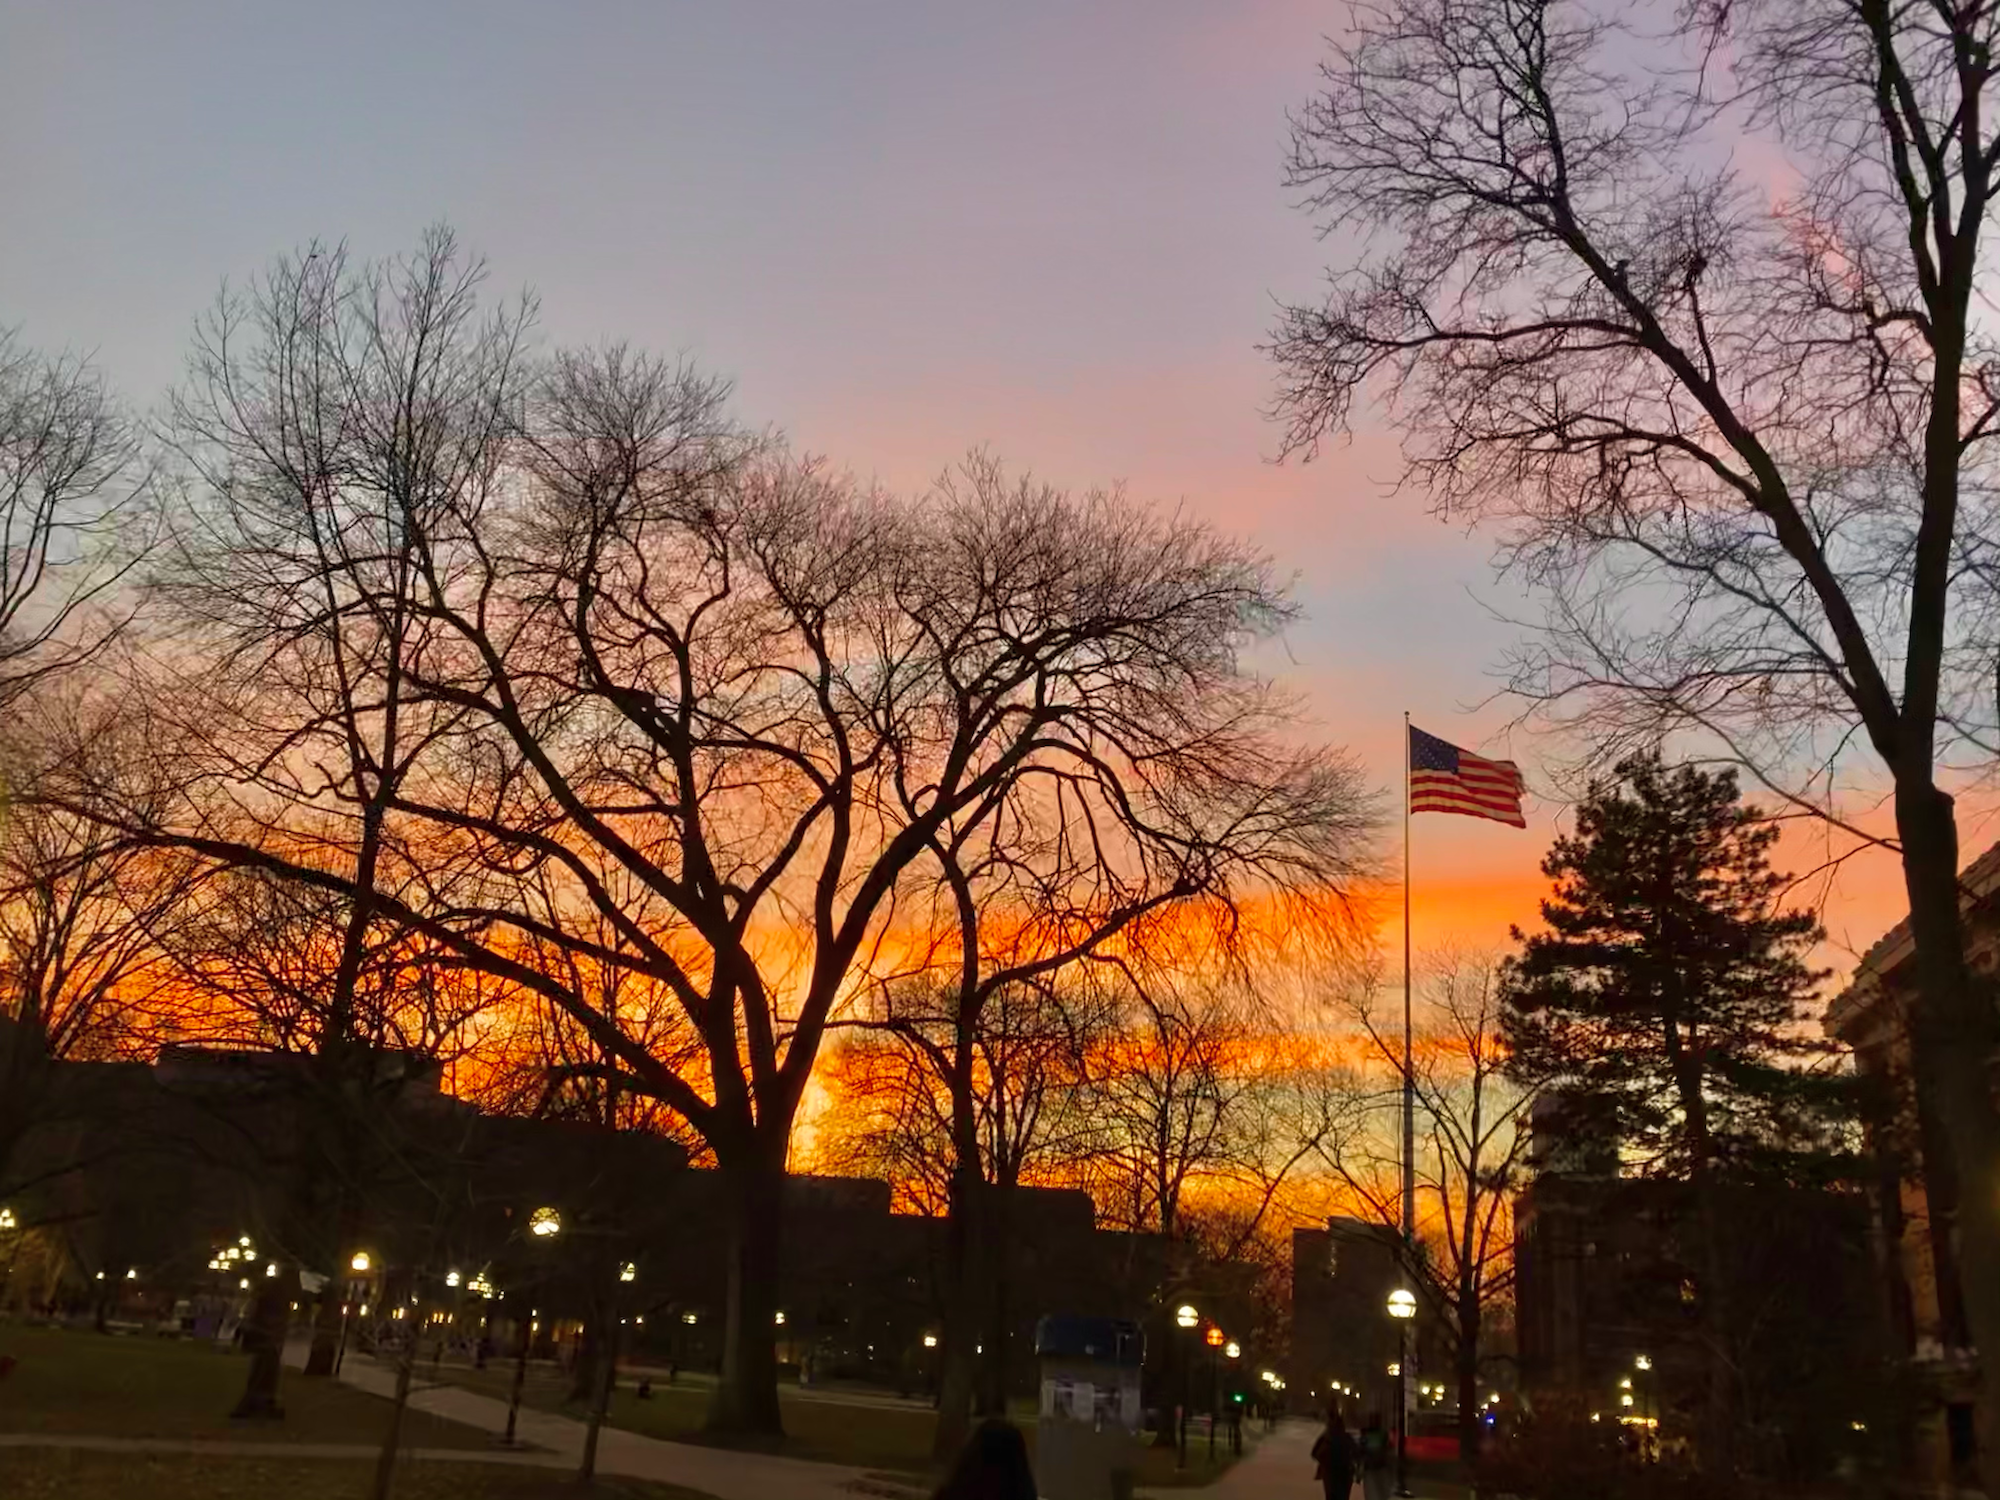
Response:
[1164, 1419, 1462, 1500]
[282, 1342, 877, 1500]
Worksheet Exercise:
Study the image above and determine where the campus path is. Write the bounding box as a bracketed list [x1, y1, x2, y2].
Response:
[276, 1339, 883, 1500]
[1168, 1418, 1464, 1500]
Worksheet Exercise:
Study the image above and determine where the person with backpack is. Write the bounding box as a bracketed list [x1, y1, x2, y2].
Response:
[1311, 1404, 1356, 1499]
[1357, 1412, 1392, 1500]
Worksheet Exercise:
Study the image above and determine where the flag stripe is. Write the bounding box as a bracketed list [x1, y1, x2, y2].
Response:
[1408, 725, 1526, 828]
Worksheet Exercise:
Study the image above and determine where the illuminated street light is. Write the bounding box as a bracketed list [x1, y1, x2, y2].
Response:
[1175, 1304, 1199, 1329]
[681, 1311, 698, 1325]
[1387, 1362, 1401, 1377]
[1204, 1326, 1225, 1349]
[1635, 1354, 1652, 1371]
[774, 1310, 786, 1326]
[350, 1252, 371, 1273]
[445, 1271, 461, 1288]
[1619, 1377, 1632, 1389]
[239, 1278, 251, 1290]
[238, 1236, 251, 1247]
[0, 1207, 16, 1230]
[923, 1333, 939, 1348]
[1386, 1288, 1417, 1320]
[528, 1206, 562, 1238]
[1225, 1341, 1241, 1360]
[1621, 1394, 1635, 1408]
[126, 1268, 138, 1280]
[620, 1263, 637, 1283]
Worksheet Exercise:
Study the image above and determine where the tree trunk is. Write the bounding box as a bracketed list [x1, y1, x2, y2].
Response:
[704, 1143, 786, 1439]
[978, 1169, 1015, 1417]
[1895, 780, 2000, 1491]
[369, 1311, 420, 1500]
[232, 1265, 291, 1420]
[1691, 1177, 1735, 1472]
[581, 1310, 620, 1481]
[931, 1160, 984, 1459]
[1454, 1289, 1482, 1467]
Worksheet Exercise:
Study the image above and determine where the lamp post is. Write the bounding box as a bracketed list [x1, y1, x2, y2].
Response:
[1224, 1341, 1242, 1455]
[335, 1251, 372, 1377]
[1203, 1325, 1225, 1462]
[1387, 1288, 1417, 1499]
[1174, 1304, 1199, 1470]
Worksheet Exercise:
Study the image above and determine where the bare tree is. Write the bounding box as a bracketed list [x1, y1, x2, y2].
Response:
[0, 696, 196, 1203]
[1273, 0, 2000, 1463]
[134, 227, 529, 1408]
[1314, 957, 1533, 1462]
[0, 328, 148, 718]
[856, 969, 1114, 1446]
[56, 235, 1371, 1437]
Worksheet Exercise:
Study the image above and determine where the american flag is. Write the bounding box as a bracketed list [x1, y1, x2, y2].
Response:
[1409, 725, 1525, 827]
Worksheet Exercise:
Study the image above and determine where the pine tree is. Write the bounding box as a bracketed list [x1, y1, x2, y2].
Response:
[1502, 753, 1858, 1463]
[1502, 753, 1848, 1184]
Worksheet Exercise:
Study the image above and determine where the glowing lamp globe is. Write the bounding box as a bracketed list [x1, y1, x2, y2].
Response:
[1387, 1289, 1417, 1320]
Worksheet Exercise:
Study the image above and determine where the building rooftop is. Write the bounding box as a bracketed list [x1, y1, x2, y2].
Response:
[1822, 838, 2000, 1040]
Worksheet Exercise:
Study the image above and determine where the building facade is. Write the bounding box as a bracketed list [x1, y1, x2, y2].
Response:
[1823, 841, 2000, 1495]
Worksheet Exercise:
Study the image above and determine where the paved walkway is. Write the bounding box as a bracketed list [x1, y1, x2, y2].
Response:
[0, 1432, 552, 1466]
[272, 1340, 882, 1500]
[1171, 1420, 1461, 1500]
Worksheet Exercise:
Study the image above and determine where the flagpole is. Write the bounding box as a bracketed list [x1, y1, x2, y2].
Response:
[1399, 711, 1415, 1499]
[1402, 711, 1414, 1246]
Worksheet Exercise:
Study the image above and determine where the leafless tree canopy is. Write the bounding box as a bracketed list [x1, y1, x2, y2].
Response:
[1273, 0, 2000, 1464]
[0, 328, 148, 711]
[36, 231, 1378, 1433]
[1275, 0, 2000, 814]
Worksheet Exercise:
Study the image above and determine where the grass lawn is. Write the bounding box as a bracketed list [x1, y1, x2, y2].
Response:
[0, 1450, 716, 1500]
[413, 1358, 1246, 1486]
[0, 1323, 486, 1448]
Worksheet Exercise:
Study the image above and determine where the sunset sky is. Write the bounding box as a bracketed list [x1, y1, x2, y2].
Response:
[0, 0, 1938, 980]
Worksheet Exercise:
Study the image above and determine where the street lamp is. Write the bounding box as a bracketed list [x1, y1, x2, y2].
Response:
[1386, 1289, 1417, 1499]
[1204, 1324, 1225, 1462]
[528, 1206, 562, 1238]
[0, 1206, 15, 1231]
[335, 1252, 374, 1376]
[1174, 1305, 1199, 1469]
[619, 1263, 636, 1283]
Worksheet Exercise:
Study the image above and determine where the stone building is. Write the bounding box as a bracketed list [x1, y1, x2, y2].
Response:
[1823, 841, 2000, 1495]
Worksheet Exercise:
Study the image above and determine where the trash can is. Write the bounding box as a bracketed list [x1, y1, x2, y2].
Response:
[1033, 1315, 1144, 1500]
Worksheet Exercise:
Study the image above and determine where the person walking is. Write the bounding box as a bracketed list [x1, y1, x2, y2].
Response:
[1357, 1412, 1392, 1500]
[1311, 1405, 1356, 1500]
